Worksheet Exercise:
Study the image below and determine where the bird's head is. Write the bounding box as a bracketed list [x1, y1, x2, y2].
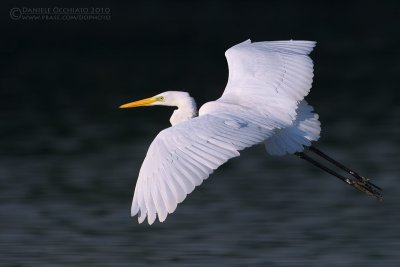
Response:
[119, 91, 192, 108]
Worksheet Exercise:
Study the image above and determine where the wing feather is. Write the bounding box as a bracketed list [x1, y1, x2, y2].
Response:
[158, 177, 176, 214]
[162, 163, 186, 203]
[265, 100, 321, 155]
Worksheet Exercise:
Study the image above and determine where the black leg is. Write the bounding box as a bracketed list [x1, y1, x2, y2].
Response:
[309, 146, 382, 191]
[295, 152, 351, 185]
[295, 151, 383, 201]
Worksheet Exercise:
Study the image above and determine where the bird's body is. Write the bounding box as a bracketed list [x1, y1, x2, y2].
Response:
[120, 39, 382, 225]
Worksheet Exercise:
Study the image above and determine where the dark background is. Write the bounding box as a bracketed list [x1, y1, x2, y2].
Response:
[1, 1, 399, 266]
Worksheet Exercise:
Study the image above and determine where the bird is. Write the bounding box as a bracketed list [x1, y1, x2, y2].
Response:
[120, 39, 382, 225]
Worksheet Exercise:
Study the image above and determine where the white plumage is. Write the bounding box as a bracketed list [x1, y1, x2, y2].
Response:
[265, 100, 320, 156]
[120, 39, 320, 224]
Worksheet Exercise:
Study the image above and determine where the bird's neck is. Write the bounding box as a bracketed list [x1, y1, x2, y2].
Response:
[170, 96, 198, 126]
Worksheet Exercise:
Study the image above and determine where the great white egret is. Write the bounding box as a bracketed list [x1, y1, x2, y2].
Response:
[120, 39, 382, 225]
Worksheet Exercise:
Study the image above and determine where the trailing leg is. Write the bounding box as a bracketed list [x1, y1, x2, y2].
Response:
[295, 150, 383, 201]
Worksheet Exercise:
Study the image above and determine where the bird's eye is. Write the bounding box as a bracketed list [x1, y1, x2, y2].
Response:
[159, 96, 164, 101]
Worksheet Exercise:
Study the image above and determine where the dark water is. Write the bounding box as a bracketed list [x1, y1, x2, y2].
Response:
[2, 118, 400, 266]
[1, 1, 400, 266]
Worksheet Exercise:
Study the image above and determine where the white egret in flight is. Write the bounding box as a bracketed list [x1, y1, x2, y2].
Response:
[120, 40, 382, 225]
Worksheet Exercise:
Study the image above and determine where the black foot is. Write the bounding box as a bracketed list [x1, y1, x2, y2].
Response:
[295, 149, 383, 201]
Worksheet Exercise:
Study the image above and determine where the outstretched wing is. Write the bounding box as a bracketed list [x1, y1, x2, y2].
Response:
[220, 39, 316, 128]
[131, 111, 274, 224]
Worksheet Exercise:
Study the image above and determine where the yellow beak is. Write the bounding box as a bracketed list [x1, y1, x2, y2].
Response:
[119, 97, 157, 108]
